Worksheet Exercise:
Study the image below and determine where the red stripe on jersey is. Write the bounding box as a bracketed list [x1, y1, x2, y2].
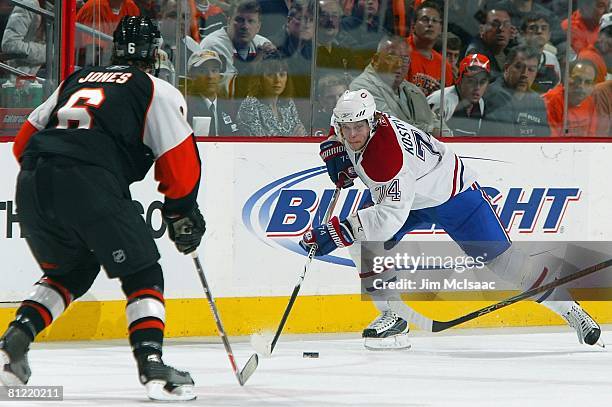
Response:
[40, 262, 59, 270]
[361, 116, 403, 182]
[23, 301, 52, 327]
[450, 155, 459, 197]
[127, 288, 165, 303]
[154, 136, 200, 199]
[529, 267, 548, 290]
[41, 277, 73, 307]
[129, 319, 165, 334]
[13, 120, 39, 161]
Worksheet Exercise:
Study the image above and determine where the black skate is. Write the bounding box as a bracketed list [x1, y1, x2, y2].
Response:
[362, 310, 411, 350]
[137, 354, 196, 401]
[562, 303, 603, 347]
[0, 326, 32, 386]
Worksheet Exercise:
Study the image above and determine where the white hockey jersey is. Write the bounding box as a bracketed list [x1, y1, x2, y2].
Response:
[338, 112, 477, 241]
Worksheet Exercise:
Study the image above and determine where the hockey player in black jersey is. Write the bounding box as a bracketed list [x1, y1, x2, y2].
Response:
[0, 16, 204, 401]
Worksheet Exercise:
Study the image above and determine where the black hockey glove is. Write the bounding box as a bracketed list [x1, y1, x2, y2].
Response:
[163, 206, 206, 255]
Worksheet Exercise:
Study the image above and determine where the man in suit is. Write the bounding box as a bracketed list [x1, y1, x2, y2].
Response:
[186, 49, 241, 136]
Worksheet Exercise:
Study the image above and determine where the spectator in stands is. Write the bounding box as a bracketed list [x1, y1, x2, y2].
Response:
[156, 46, 175, 84]
[557, 42, 578, 78]
[519, 13, 561, 94]
[134, 0, 160, 18]
[272, 0, 314, 99]
[592, 79, 611, 136]
[543, 59, 602, 137]
[76, 0, 141, 66]
[312, 72, 349, 133]
[257, 0, 290, 40]
[406, 1, 454, 96]
[1, 0, 51, 76]
[340, 0, 393, 69]
[482, 45, 550, 137]
[200, 0, 274, 98]
[186, 49, 241, 136]
[0, 1, 13, 36]
[316, 0, 358, 78]
[157, 0, 206, 75]
[428, 53, 491, 136]
[436, 32, 462, 81]
[237, 49, 307, 136]
[445, 0, 484, 51]
[350, 35, 450, 136]
[494, 0, 565, 46]
[578, 12, 612, 83]
[562, 0, 609, 53]
[466, 5, 513, 80]
[190, 0, 228, 41]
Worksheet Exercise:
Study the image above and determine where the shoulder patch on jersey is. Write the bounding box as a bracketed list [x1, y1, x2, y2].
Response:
[361, 115, 403, 182]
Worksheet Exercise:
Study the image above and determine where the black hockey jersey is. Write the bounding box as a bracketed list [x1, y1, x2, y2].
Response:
[13, 65, 201, 215]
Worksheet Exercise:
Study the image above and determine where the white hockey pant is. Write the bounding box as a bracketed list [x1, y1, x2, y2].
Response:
[486, 244, 576, 316]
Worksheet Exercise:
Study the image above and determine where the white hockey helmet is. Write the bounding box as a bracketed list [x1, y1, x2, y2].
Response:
[332, 89, 377, 139]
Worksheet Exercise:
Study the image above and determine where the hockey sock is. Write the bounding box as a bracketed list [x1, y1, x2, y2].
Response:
[486, 244, 576, 317]
[539, 300, 574, 316]
[349, 244, 402, 313]
[120, 263, 165, 358]
[11, 276, 74, 342]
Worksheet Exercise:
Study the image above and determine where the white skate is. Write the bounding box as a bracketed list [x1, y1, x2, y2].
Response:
[362, 310, 411, 350]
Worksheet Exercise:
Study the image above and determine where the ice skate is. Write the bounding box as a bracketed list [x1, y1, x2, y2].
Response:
[137, 354, 196, 401]
[0, 326, 32, 386]
[362, 310, 411, 350]
[562, 303, 603, 347]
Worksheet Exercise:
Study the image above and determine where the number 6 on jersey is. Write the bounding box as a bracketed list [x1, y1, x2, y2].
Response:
[56, 88, 106, 129]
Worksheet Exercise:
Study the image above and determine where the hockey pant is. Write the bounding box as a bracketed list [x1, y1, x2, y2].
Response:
[351, 185, 577, 317]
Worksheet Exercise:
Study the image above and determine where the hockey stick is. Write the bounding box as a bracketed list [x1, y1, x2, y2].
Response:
[252, 186, 342, 356]
[191, 252, 258, 385]
[390, 257, 612, 333]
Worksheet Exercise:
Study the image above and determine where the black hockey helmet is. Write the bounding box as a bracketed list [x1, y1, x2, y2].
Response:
[112, 16, 161, 70]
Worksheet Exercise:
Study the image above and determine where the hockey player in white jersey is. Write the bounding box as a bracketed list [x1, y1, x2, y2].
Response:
[299, 89, 601, 350]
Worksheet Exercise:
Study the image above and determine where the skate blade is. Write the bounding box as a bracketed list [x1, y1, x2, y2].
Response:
[0, 350, 26, 387]
[364, 334, 411, 351]
[145, 380, 196, 401]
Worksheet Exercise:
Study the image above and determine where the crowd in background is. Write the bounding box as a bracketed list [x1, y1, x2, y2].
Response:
[0, 0, 610, 137]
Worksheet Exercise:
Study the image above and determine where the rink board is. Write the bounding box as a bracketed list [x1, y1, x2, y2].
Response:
[1, 141, 611, 340]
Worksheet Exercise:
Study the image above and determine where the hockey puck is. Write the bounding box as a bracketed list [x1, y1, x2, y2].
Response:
[303, 352, 319, 358]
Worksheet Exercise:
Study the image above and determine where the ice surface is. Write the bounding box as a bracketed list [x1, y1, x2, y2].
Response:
[6, 326, 612, 406]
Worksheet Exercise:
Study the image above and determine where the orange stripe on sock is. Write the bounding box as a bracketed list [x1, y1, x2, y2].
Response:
[22, 302, 52, 327]
[127, 289, 164, 303]
[129, 319, 165, 335]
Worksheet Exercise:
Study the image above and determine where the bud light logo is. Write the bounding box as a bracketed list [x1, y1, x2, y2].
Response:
[242, 167, 581, 266]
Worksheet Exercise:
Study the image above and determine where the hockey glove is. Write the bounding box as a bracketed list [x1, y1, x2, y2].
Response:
[299, 216, 354, 256]
[319, 140, 357, 188]
[163, 206, 206, 254]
